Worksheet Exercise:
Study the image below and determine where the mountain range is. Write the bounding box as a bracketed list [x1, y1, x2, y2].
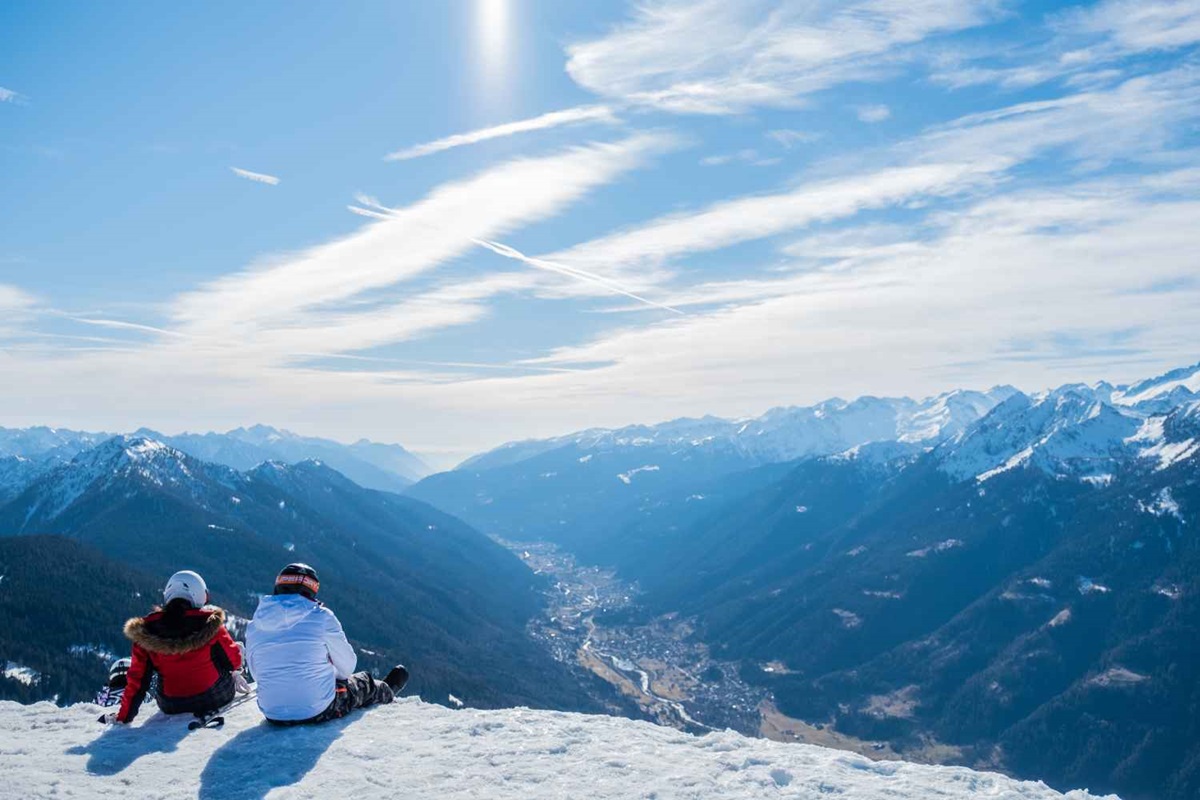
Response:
[407, 360, 1200, 800]
[0, 424, 430, 503]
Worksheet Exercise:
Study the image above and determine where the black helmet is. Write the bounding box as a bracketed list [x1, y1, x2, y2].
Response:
[274, 562, 320, 600]
[108, 657, 132, 689]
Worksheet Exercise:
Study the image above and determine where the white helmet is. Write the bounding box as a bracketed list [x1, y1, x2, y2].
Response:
[163, 569, 208, 608]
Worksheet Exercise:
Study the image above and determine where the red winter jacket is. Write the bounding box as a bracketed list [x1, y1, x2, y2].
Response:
[117, 605, 242, 723]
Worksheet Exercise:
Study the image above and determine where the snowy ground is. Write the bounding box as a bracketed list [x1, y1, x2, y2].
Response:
[0, 699, 1117, 800]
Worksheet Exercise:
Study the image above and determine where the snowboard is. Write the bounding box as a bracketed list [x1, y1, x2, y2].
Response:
[188, 686, 257, 730]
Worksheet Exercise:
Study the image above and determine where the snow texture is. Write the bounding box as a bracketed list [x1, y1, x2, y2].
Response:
[67, 645, 118, 662]
[0, 699, 1115, 800]
[3, 663, 40, 686]
[1139, 487, 1184, 521]
[1112, 361, 1200, 407]
[617, 465, 660, 484]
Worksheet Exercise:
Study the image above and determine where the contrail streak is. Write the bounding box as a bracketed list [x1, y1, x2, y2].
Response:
[341, 200, 683, 315]
[473, 239, 684, 315]
[297, 351, 583, 374]
[230, 167, 280, 185]
[384, 105, 618, 161]
[347, 205, 393, 220]
[69, 317, 191, 338]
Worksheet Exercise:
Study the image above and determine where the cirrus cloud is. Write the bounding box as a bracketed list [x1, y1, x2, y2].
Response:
[385, 105, 620, 161]
[565, 0, 1001, 113]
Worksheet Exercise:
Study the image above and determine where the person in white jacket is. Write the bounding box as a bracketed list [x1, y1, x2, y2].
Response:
[245, 563, 408, 725]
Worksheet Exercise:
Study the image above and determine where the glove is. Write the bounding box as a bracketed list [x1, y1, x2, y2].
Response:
[233, 671, 252, 695]
[98, 713, 126, 725]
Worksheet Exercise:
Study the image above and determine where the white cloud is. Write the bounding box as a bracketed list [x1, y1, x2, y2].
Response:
[0, 285, 38, 340]
[230, 167, 280, 185]
[856, 104, 892, 122]
[767, 129, 821, 148]
[240, 273, 535, 358]
[0, 87, 21, 103]
[932, 1, 1200, 91]
[916, 68, 1200, 169]
[0, 285, 36, 311]
[1065, 0, 1200, 53]
[174, 133, 677, 356]
[565, 0, 999, 113]
[545, 161, 999, 285]
[931, 61, 1066, 91]
[541, 68, 1200, 292]
[384, 105, 619, 161]
[699, 149, 780, 167]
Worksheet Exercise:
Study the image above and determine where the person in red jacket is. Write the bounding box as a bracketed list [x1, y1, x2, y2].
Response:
[107, 569, 243, 725]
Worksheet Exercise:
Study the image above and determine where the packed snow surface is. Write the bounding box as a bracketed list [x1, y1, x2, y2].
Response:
[1, 699, 1116, 799]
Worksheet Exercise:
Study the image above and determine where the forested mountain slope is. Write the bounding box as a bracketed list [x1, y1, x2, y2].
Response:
[0, 437, 601, 712]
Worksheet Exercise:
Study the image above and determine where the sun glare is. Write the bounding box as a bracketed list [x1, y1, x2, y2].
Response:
[476, 0, 512, 102]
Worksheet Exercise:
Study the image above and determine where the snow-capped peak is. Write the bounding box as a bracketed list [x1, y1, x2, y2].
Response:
[15, 436, 221, 525]
[937, 392, 1145, 483]
[70, 435, 181, 472]
[1112, 360, 1200, 408]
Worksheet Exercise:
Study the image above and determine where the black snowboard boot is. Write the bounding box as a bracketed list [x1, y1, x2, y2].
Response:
[384, 665, 409, 694]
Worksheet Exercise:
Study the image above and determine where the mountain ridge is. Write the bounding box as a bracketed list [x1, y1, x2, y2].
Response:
[0, 423, 431, 501]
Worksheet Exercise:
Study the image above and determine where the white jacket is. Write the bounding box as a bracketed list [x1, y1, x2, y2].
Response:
[245, 594, 357, 722]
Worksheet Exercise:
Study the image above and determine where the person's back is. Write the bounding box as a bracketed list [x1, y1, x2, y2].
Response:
[245, 563, 408, 725]
[245, 592, 353, 721]
[109, 570, 243, 725]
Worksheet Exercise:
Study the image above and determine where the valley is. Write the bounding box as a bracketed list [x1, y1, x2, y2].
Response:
[513, 540, 765, 735]
[511, 539, 899, 755]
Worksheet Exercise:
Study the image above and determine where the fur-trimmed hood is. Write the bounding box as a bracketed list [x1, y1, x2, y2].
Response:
[124, 606, 227, 655]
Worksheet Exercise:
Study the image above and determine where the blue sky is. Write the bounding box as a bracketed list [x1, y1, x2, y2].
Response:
[1, 0, 1198, 464]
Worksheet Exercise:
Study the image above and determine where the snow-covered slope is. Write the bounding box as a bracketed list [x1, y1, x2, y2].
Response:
[1112, 360, 1200, 408]
[9, 435, 242, 526]
[1132, 400, 1200, 470]
[3, 699, 1113, 800]
[934, 371, 1200, 483]
[936, 390, 1145, 482]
